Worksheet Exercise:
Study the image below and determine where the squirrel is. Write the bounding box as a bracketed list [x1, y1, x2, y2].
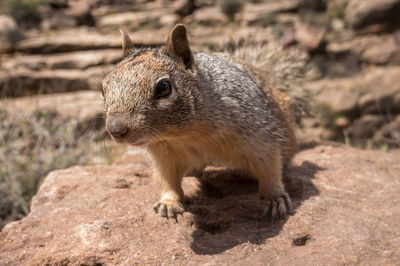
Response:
[102, 24, 296, 220]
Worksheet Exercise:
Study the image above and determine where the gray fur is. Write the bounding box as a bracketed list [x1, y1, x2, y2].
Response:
[194, 53, 284, 139]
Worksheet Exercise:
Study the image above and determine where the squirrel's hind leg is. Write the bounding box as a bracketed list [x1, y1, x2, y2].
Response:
[249, 148, 293, 219]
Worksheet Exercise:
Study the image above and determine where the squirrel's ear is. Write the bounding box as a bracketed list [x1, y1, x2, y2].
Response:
[120, 29, 133, 56]
[164, 24, 194, 69]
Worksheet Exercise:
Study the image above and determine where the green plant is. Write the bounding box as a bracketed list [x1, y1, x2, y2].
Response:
[379, 144, 389, 152]
[139, 16, 162, 30]
[327, 0, 348, 20]
[220, 0, 244, 21]
[300, 0, 327, 11]
[203, 42, 216, 51]
[5, 0, 46, 26]
[314, 103, 337, 127]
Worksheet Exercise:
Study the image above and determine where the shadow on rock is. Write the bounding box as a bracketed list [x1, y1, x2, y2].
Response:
[186, 161, 323, 255]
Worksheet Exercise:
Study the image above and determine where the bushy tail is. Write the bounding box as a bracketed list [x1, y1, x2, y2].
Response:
[218, 32, 312, 125]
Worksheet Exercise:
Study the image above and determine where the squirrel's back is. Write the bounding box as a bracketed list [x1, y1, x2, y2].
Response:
[194, 52, 296, 164]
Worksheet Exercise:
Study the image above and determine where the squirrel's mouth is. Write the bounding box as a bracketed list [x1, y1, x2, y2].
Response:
[121, 135, 150, 146]
[109, 128, 155, 146]
[129, 139, 147, 146]
[112, 137, 147, 147]
[109, 132, 128, 143]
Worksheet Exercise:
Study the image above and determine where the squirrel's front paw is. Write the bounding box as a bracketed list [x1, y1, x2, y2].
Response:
[153, 200, 184, 219]
[262, 192, 293, 220]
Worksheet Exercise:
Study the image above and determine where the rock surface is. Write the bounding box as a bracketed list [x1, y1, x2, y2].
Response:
[373, 115, 400, 146]
[295, 23, 326, 51]
[344, 114, 388, 140]
[1, 143, 399, 265]
[0, 91, 103, 121]
[311, 66, 400, 116]
[14, 29, 163, 54]
[0, 15, 24, 53]
[345, 0, 400, 29]
[0, 65, 113, 97]
[97, 10, 167, 29]
[361, 35, 400, 65]
[0, 69, 98, 97]
[1, 49, 122, 70]
[307, 66, 400, 145]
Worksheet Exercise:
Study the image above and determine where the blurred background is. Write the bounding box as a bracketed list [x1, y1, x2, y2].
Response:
[1, 0, 399, 229]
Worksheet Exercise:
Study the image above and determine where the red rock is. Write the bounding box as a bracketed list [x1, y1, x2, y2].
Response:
[1, 143, 399, 264]
[1, 49, 122, 70]
[0, 15, 24, 54]
[0, 91, 103, 121]
[173, 0, 196, 18]
[345, 0, 400, 29]
[357, 67, 400, 115]
[0, 68, 107, 97]
[344, 114, 387, 139]
[361, 36, 400, 65]
[295, 23, 326, 51]
[373, 115, 400, 146]
[14, 29, 163, 54]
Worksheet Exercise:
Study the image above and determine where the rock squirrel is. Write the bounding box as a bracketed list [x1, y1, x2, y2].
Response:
[102, 24, 296, 220]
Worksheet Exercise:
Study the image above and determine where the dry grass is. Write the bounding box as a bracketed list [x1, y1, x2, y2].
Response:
[0, 108, 117, 229]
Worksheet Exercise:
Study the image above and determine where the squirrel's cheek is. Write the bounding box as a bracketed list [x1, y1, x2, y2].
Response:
[157, 100, 174, 110]
[133, 113, 146, 123]
[155, 91, 177, 110]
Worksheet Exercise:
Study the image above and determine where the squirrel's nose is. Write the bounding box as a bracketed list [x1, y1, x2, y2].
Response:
[106, 117, 128, 138]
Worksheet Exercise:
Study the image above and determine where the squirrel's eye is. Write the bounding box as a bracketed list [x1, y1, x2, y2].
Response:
[153, 79, 172, 99]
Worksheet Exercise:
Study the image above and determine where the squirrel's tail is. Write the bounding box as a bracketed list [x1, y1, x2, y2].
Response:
[220, 33, 311, 125]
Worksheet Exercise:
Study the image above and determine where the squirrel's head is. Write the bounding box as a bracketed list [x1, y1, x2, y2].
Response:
[102, 24, 199, 146]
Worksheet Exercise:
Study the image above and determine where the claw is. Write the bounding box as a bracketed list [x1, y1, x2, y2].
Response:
[153, 201, 184, 220]
[271, 200, 278, 219]
[262, 193, 292, 219]
[159, 204, 167, 217]
[167, 206, 176, 218]
[283, 192, 293, 214]
[263, 200, 271, 216]
[153, 202, 161, 213]
[278, 197, 286, 218]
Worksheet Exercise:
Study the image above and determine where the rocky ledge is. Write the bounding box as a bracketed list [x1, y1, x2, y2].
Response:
[1, 143, 399, 265]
